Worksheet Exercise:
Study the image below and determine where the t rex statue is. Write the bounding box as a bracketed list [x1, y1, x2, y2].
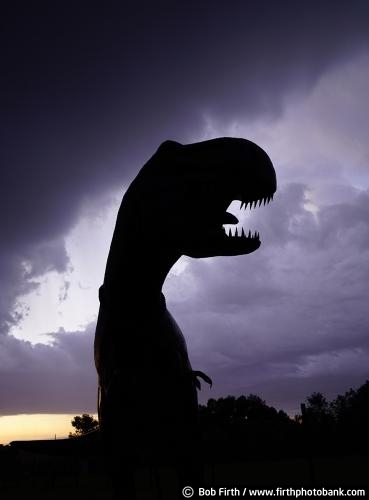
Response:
[94, 137, 277, 498]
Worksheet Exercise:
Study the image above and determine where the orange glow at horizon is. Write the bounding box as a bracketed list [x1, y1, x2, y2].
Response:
[0, 413, 98, 445]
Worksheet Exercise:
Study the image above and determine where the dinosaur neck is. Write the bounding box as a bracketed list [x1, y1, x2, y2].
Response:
[102, 236, 180, 311]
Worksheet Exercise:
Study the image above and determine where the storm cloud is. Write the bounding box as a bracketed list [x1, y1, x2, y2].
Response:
[167, 185, 369, 412]
[1, 1, 369, 415]
[0, 325, 97, 415]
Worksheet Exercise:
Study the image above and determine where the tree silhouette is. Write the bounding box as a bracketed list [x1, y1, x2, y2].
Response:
[198, 393, 299, 461]
[68, 413, 99, 438]
[330, 390, 355, 424]
[331, 380, 369, 425]
[200, 394, 290, 424]
[304, 391, 333, 425]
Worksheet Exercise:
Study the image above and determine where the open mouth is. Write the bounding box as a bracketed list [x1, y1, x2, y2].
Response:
[183, 188, 276, 259]
[218, 193, 274, 255]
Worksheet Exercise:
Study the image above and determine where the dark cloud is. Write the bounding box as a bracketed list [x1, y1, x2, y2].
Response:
[166, 185, 369, 412]
[2, 1, 369, 254]
[0, 325, 97, 415]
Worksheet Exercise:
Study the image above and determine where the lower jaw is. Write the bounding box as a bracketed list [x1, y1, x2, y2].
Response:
[184, 238, 261, 258]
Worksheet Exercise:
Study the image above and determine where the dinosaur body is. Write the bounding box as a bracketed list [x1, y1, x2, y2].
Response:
[94, 137, 276, 494]
[95, 289, 199, 460]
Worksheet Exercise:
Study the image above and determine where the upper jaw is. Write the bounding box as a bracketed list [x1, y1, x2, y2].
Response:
[223, 193, 275, 223]
[239, 193, 275, 209]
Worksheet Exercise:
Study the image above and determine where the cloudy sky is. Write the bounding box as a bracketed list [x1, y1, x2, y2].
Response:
[1, 1, 369, 440]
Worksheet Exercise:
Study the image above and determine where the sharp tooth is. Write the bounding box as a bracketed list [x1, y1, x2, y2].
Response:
[240, 201, 243, 210]
[228, 228, 232, 237]
[263, 197, 267, 205]
[254, 200, 258, 209]
[241, 228, 245, 238]
[235, 227, 238, 237]
[258, 199, 262, 207]
[248, 230, 251, 238]
[271, 193, 274, 201]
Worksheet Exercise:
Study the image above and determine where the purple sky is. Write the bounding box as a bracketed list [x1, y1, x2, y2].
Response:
[1, 1, 369, 417]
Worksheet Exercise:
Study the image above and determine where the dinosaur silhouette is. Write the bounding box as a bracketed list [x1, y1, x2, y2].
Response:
[94, 137, 277, 497]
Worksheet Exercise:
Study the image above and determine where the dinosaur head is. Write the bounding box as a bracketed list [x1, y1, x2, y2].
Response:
[123, 137, 276, 258]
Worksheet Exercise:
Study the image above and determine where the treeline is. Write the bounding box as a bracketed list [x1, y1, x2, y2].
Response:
[196, 380, 369, 461]
[301, 380, 369, 428]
